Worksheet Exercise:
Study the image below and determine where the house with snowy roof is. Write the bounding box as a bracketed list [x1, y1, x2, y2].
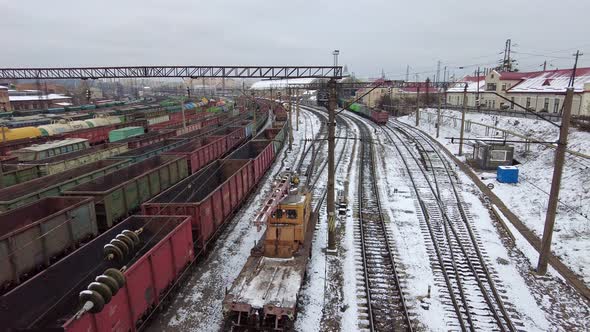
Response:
[446, 68, 590, 116]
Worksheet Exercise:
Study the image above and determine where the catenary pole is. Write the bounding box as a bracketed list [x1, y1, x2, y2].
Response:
[458, 83, 467, 156]
[327, 78, 337, 250]
[537, 51, 582, 274]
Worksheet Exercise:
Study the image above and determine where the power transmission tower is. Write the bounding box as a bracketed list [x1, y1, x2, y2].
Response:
[502, 39, 513, 71]
[537, 50, 583, 275]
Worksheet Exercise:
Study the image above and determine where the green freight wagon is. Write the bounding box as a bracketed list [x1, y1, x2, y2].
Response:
[108, 138, 187, 163]
[349, 103, 362, 112]
[0, 165, 41, 188]
[0, 196, 97, 289]
[63, 155, 189, 231]
[17, 143, 128, 176]
[108, 126, 144, 142]
[0, 159, 131, 212]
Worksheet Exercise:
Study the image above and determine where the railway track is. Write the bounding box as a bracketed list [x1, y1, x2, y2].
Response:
[381, 118, 521, 331]
[346, 115, 412, 332]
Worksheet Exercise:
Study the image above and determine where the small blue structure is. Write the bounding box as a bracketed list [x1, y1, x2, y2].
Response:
[497, 166, 519, 183]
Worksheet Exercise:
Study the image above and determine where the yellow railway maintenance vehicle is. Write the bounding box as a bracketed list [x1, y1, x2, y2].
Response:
[223, 171, 315, 331]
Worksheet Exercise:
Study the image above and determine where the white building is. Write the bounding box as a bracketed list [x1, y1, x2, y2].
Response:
[447, 68, 590, 116]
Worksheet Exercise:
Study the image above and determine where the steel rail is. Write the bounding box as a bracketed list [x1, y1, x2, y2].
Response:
[346, 113, 413, 331]
[393, 120, 516, 331]
[376, 121, 469, 331]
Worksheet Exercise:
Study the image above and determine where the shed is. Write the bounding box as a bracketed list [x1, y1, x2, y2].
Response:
[471, 137, 514, 170]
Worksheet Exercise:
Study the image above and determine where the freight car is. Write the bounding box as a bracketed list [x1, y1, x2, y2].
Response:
[209, 126, 248, 151]
[11, 138, 90, 161]
[226, 139, 275, 183]
[117, 129, 176, 149]
[0, 99, 286, 331]
[162, 136, 227, 173]
[0, 196, 97, 294]
[0, 159, 131, 212]
[348, 102, 389, 125]
[0, 163, 41, 187]
[107, 138, 187, 163]
[143, 159, 253, 250]
[0, 215, 193, 332]
[16, 143, 128, 176]
[63, 155, 189, 231]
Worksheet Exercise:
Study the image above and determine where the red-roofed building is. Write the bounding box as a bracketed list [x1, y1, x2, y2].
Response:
[446, 68, 590, 116]
[354, 80, 442, 108]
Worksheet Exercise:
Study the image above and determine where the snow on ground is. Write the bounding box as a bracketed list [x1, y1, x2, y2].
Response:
[458, 183, 549, 330]
[147, 109, 319, 332]
[373, 124, 448, 329]
[295, 109, 356, 331]
[338, 115, 361, 332]
[400, 108, 590, 285]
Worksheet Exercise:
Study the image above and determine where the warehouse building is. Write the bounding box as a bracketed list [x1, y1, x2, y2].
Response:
[8, 93, 72, 111]
[447, 68, 590, 116]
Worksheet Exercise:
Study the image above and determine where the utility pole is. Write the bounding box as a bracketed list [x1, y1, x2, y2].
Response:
[415, 85, 420, 126]
[543, 60, 547, 71]
[327, 78, 337, 251]
[537, 50, 582, 274]
[252, 91, 257, 137]
[288, 87, 293, 151]
[296, 90, 300, 131]
[458, 83, 468, 156]
[425, 78, 430, 108]
[436, 90, 442, 138]
[476, 67, 481, 112]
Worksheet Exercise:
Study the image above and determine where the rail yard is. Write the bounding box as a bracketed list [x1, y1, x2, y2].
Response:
[0, 84, 587, 331]
[1, 2, 589, 330]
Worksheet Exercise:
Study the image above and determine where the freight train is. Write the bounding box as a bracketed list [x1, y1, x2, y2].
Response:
[347, 102, 389, 125]
[0, 98, 231, 144]
[0, 99, 287, 332]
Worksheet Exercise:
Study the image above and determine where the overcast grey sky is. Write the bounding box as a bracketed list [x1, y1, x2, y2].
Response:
[1, 0, 588, 79]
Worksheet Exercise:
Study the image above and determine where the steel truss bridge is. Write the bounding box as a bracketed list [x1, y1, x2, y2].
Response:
[0, 66, 342, 80]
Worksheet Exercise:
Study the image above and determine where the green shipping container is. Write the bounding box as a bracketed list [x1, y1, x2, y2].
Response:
[109, 126, 145, 142]
[63, 155, 189, 231]
[0, 159, 131, 212]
